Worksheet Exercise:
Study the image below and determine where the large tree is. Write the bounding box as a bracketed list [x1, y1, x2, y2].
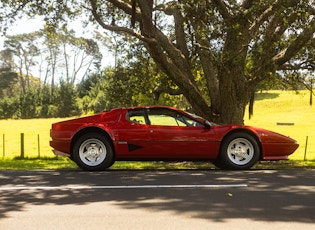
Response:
[1, 0, 314, 123]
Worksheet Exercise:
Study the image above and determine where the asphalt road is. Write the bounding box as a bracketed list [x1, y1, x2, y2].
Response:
[0, 169, 315, 229]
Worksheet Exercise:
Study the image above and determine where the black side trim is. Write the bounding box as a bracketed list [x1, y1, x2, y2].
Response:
[128, 144, 144, 152]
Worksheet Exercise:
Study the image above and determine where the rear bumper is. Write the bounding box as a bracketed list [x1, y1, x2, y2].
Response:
[50, 140, 71, 157]
[52, 149, 70, 157]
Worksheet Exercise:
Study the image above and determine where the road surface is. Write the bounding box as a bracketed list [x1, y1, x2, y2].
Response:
[0, 169, 315, 229]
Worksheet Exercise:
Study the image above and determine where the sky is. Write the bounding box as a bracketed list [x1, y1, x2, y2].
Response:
[0, 17, 44, 49]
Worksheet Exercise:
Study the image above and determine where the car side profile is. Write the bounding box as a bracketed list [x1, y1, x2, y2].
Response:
[50, 106, 299, 171]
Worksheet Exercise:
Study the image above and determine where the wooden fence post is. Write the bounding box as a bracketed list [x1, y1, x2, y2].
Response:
[2, 134, 4, 158]
[38, 134, 40, 158]
[304, 136, 308, 161]
[20, 133, 25, 159]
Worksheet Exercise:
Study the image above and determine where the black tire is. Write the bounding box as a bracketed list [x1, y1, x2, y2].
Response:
[211, 159, 224, 169]
[72, 133, 114, 171]
[219, 132, 260, 170]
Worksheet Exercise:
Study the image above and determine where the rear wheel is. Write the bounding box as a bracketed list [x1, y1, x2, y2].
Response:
[219, 132, 260, 170]
[72, 133, 114, 171]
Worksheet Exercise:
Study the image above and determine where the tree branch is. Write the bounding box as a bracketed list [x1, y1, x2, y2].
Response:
[274, 18, 315, 66]
[172, 4, 190, 60]
[106, 0, 136, 15]
[242, 0, 254, 9]
[249, 1, 278, 36]
[212, 0, 232, 19]
[89, 0, 155, 44]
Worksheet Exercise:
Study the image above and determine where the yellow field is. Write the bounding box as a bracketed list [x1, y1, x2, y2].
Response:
[0, 90, 314, 160]
[244, 90, 315, 160]
[0, 118, 66, 158]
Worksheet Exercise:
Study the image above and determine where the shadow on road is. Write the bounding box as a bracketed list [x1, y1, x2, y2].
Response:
[0, 169, 314, 223]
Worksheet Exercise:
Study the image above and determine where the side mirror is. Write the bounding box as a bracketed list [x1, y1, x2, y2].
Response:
[204, 120, 211, 129]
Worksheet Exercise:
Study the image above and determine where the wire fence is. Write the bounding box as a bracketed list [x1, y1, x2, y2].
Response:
[1, 133, 55, 159]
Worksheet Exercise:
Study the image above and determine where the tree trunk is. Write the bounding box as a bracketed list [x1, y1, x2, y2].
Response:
[218, 73, 248, 124]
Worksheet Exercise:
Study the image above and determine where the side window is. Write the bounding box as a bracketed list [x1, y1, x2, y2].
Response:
[126, 110, 146, 124]
[147, 108, 203, 127]
[149, 114, 178, 126]
[147, 109, 176, 126]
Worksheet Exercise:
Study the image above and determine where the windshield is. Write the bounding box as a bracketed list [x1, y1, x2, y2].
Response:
[187, 112, 218, 126]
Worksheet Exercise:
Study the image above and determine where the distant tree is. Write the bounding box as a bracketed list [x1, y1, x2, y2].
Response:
[0, 96, 19, 119]
[0, 67, 18, 97]
[54, 80, 79, 117]
[18, 89, 37, 118]
[0, 49, 18, 97]
[3, 32, 40, 93]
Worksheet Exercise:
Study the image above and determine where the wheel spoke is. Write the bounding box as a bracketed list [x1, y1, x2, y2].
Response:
[227, 138, 254, 165]
[78, 139, 107, 167]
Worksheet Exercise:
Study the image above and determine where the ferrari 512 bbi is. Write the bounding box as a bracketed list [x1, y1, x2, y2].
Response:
[50, 106, 299, 171]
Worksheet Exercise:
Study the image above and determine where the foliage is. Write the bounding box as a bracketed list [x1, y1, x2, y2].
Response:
[0, 80, 81, 119]
[19, 90, 37, 118]
[77, 59, 189, 114]
[0, 0, 314, 124]
[0, 67, 18, 97]
[54, 81, 79, 117]
[0, 96, 19, 119]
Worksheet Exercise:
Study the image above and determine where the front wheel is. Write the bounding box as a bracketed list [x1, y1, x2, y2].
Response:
[72, 133, 114, 171]
[219, 132, 260, 170]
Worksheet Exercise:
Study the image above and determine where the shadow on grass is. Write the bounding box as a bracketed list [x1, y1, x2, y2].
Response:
[254, 92, 280, 101]
[0, 157, 78, 170]
[1, 158, 315, 170]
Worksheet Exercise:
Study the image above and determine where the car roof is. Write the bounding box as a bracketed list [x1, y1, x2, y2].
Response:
[126, 105, 177, 110]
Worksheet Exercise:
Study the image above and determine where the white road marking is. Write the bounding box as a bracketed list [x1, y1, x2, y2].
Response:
[0, 184, 247, 191]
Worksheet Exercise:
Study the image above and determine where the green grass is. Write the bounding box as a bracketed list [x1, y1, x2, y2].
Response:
[1, 90, 315, 170]
[1, 158, 315, 170]
[0, 157, 78, 170]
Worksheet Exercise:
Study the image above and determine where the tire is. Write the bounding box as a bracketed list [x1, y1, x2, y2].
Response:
[219, 132, 260, 170]
[211, 159, 224, 169]
[72, 133, 114, 171]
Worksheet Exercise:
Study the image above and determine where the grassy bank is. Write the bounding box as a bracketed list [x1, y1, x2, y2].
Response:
[244, 90, 315, 161]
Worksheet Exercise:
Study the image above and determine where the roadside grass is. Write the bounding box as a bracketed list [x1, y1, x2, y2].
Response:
[1, 158, 315, 170]
[0, 157, 78, 170]
[0, 89, 315, 170]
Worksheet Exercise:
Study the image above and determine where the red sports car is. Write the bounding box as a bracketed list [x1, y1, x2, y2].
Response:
[50, 106, 299, 171]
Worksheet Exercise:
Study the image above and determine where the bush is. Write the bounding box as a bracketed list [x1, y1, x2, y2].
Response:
[0, 96, 19, 119]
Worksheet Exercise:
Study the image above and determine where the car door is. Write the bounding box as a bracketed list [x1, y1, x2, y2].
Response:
[115, 109, 152, 159]
[147, 108, 219, 159]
